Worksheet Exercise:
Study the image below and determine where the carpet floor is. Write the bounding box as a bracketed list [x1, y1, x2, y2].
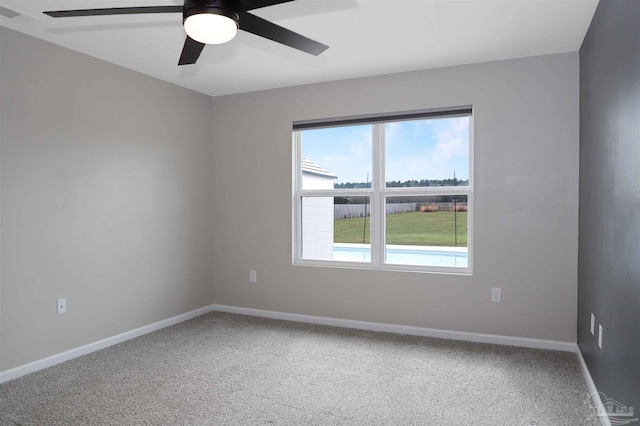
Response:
[1, 312, 598, 425]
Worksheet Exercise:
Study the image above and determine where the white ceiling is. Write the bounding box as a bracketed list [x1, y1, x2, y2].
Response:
[0, 0, 598, 97]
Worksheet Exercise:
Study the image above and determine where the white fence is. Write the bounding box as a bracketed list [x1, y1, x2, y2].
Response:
[334, 202, 467, 220]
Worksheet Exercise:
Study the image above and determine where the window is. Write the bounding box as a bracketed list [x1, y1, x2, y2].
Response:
[293, 107, 473, 273]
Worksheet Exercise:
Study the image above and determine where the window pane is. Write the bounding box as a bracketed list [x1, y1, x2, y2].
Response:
[385, 195, 468, 268]
[301, 196, 370, 262]
[385, 116, 469, 187]
[300, 125, 372, 190]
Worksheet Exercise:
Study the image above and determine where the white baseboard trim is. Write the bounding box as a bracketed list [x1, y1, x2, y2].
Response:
[211, 304, 577, 352]
[0, 304, 217, 385]
[0, 303, 577, 385]
[577, 346, 611, 426]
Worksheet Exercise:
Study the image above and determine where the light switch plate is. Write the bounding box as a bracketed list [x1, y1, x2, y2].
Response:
[598, 324, 603, 349]
[57, 298, 66, 314]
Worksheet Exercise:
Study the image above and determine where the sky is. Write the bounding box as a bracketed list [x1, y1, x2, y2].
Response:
[300, 116, 470, 185]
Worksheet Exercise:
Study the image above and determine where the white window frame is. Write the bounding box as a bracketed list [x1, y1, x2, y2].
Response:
[292, 107, 474, 274]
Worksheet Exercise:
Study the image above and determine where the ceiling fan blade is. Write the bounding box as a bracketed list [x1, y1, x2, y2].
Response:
[44, 6, 182, 18]
[178, 36, 206, 66]
[234, 0, 294, 12]
[238, 12, 328, 56]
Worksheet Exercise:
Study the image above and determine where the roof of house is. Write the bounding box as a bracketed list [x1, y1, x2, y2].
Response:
[301, 157, 337, 179]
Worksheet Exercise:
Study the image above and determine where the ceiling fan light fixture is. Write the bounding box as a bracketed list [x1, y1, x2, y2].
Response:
[184, 8, 238, 45]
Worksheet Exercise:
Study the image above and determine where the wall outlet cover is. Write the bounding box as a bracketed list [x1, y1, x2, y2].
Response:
[491, 287, 502, 303]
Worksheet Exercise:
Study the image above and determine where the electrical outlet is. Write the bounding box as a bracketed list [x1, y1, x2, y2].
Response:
[57, 298, 66, 314]
[250, 270, 257, 283]
[598, 325, 603, 349]
[590, 313, 595, 335]
[491, 287, 501, 302]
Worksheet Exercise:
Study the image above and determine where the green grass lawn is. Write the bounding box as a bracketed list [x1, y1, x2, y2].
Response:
[334, 211, 467, 247]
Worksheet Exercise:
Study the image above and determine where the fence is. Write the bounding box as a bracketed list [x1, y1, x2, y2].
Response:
[334, 202, 468, 220]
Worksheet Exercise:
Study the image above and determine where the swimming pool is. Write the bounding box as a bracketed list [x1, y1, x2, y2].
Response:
[332, 244, 468, 268]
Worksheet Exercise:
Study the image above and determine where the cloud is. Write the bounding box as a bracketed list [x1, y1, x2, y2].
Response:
[306, 125, 372, 183]
[433, 118, 469, 162]
[302, 117, 469, 184]
[384, 122, 402, 146]
[385, 117, 469, 181]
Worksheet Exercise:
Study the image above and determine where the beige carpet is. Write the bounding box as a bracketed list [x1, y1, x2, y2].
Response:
[0, 312, 598, 425]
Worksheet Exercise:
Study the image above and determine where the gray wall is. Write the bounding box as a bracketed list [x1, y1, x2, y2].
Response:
[578, 0, 640, 412]
[210, 53, 580, 342]
[0, 28, 215, 371]
[0, 25, 584, 374]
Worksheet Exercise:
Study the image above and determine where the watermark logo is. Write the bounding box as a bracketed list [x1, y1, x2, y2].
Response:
[585, 392, 638, 425]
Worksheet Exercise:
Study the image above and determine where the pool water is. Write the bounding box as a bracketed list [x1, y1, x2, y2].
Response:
[333, 245, 468, 268]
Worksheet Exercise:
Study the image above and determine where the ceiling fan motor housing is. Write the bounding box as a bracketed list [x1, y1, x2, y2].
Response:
[183, 0, 239, 26]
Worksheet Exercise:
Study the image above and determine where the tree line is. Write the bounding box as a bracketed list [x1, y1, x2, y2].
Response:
[334, 178, 469, 189]
[334, 195, 468, 205]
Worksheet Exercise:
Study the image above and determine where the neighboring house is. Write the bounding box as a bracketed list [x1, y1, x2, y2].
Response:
[301, 157, 337, 190]
[301, 158, 337, 260]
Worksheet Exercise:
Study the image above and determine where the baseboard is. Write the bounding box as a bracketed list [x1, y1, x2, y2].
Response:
[0, 303, 577, 385]
[0, 304, 217, 385]
[577, 346, 611, 426]
[211, 304, 577, 352]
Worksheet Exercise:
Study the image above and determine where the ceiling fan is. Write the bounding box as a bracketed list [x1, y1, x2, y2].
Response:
[43, 0, 329, 65]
